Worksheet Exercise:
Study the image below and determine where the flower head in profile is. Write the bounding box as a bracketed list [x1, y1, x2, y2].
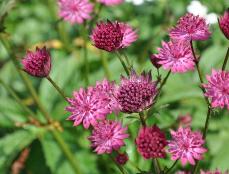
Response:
[115, 153, 129, 165]
[168, 127, 207, 166]
[58, 0, 93, 24]
[170, 13, 211, 41]
[218, 9, 229, 40]
[98, 0, 123, 6]
[203, 69, 229, 110]
[150, 54, 161, 69]
[66, 87, 110, 129]
[88, 120, 129, 154]
[200, 169, 229, 174]
[22, 47, 51, 77]
[116, 70, 157, 113]
[91, 20, 137, 52]
[135, 125, 167, 159]
[154, 40, 195, 73]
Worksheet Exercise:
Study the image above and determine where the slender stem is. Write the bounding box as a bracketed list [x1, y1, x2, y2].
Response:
[121, 51, 131, 68]
[0, 78, 35, 119]
[153, 159, 160, 174]
[115, 51, 129, 76]
[51, 130, 82, 174]
[83, 23, 89, 86]
[139, 112, 146, 126]
[158, 70, 171, 92]
[109, 155, 127, 174]
[100, 51, 111, 80]
[46, 76, 68, 101]
[164, 160, 178, 174]
[222, 47, 229, 70]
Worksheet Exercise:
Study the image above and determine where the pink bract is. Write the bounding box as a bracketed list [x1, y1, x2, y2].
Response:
[200, 169, 229, 174]
[119, 23, 138, 48]
[219, 9, 229, 40]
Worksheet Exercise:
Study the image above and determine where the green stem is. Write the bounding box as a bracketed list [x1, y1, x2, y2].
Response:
[100, 51, 111, 80]
[153, 159, 160, 174]
[83, 23, 89, 86]
[164, 160, 178, 174]
[109, 155, 127, 174]
[222, 47, 229, 70]
[115, 51, 129, 76]
[46, 76, 68, 101]
[139, 112, 146, 126]
[121, 51, 131, 68]
[0, 78, 35, 118]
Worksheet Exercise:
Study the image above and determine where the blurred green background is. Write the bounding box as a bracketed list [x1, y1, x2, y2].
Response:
[0, 0, 229, 173]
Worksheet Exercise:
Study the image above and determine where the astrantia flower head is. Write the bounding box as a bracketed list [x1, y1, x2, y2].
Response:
[170, 13, 211, 41]
[91, 20, 137, 52]
[154, 40, 195, 73]
[135, 125, 167, 159]
[200, 169, 229, 174]
[150, 54, 161, 69]
[178, 114, 192, 127]
[22, 47, 51, 77]
[119, 23, 138, 48]
[88, 120, 129, 154]
[66, 87, 110, 129]
[176, 171, 191, 174]
[98, 0, 123, 6]
[168, 127, 207, 166]
[115, 153, 129, 165]
[218, 9, 229, 40]
[58, 0, 93, 24]
[93, 79, 120, 114]
[116, 70, 157, 113]
[203, 69, 229, 110]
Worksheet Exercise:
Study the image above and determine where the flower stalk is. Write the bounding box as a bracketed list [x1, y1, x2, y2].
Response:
[222, 47, 229, 70]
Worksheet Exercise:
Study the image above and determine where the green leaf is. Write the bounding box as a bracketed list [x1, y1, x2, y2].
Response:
[0, 129, 36, 173]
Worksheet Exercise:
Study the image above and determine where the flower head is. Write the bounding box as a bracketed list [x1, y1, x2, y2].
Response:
[91, 21, 137, 52]
[203, 69, 229, 110]
[115, 153, 129, 165]
[135, 125, 167, 159]
[219, 9, 229, 40]
[170, 13, 211, 41]
[200, 169, 229, 174]
[66, 87, 110, 129]
[178, 114, 192, 127]
[58, 0, 93, 24]
[168, 127, 207, 166]
[88, 120, 129, 154]
[116, 70, 157, 113]
[22, 47, 51, 77]
[119, 23, 138, 48]
[176, 171, 191, 174]
[154, 40, 195, 73]
[98, 0, 123, 6]
[150, 54, 161, 69]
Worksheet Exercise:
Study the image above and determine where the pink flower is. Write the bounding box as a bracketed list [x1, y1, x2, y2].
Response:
[22, 47, 51, 77]
[200, 169, 229, 174]
[58, 0, 93, 24]
[88, 120, 129, 154]
[93, 79, 120, 114]
[98, 0, 123, 6]
[66, 87, 110, 129]
[176, 171, 191, 174]
[168, 127, 207, 166]
[218, 9, 229, 40]
[150, 54, 161, 69]
[119, 23, 138, 48]
[91, 21, 137, 52]
[115, 153, 129, 165]
[178, 114, 192, 127]
[116, 70, 157, 113]
[154, 40, 195, 73]
[203, 69, 229, 110]
[135, 125, 167, 159]
[170, 13, 211, 41]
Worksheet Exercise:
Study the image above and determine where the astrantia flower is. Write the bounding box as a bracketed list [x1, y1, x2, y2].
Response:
[168, 127, 207, 166]
[154, 40, 195, 73]
[22, 47, 51, 77]
[115, 153, 129, 165]
[98, 0, 123, 6]
[150, 54, 161, 69]
[116, 70, 157, 113]
[178, 114, 192, 127]
[170, 13, 211, 41]
[200, 169, 229, 174]
[58, 0, 93, 24]
[66, 87, 110, 129]
[135, 125, 167, 159]
[93, 79, 120, 114]
[218, 9, 229, 40]
[88, 120, 129, 154]
[176, 171, 191, 174]
[91, 21, 137, 52]
[203, 69, 229, 110]
[119, 23, 138, 48]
